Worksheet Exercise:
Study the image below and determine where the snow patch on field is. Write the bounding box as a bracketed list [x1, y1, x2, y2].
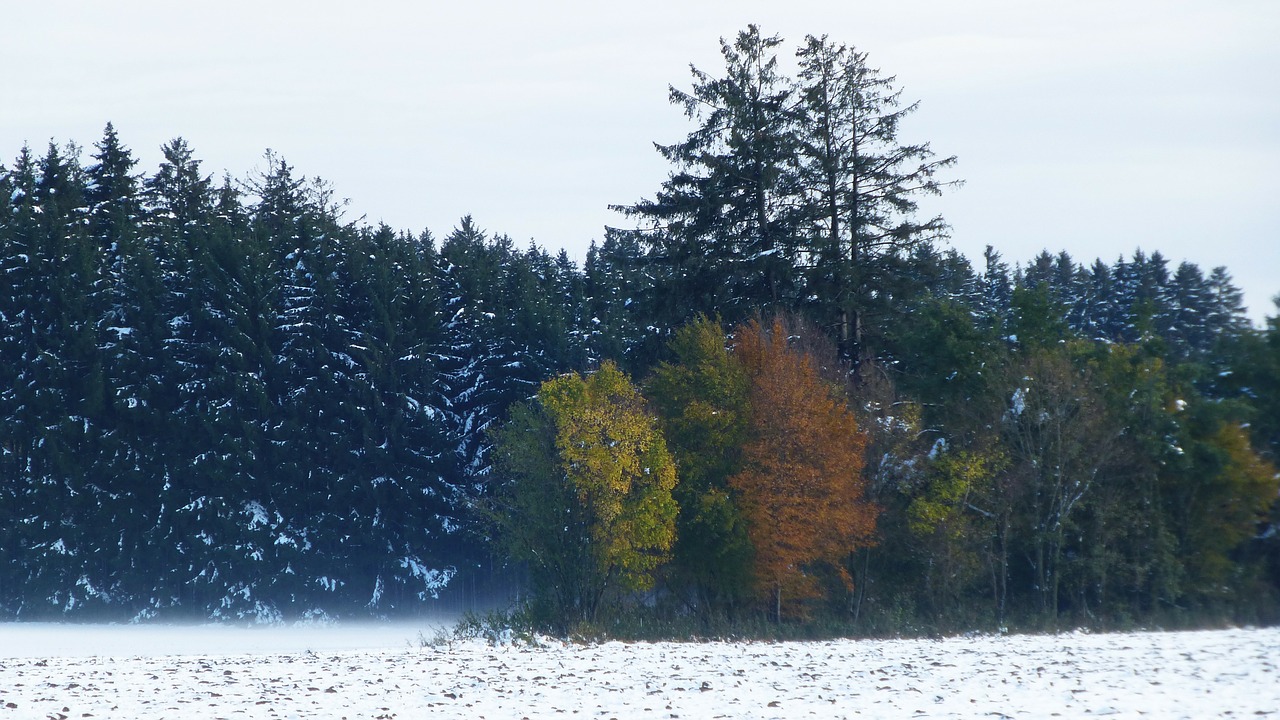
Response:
[0, 625, 1275, 718]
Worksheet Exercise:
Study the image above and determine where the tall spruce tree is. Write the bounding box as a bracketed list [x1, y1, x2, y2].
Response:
[339, 223, 459, 609]
[615, 29, 959, 371]
[0, 148, 41, 614]
[143, 142, 278, 617]
[794, 34, 960, 364]
[437, 217, 535, 485]
[85, 124, 170, 611]
[612, 26, 803, 327]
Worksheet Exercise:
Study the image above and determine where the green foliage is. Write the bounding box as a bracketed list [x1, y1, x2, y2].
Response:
[907, 450, 1003, 540]
[613, 28, 960, 365]
[541, 363, 679, 592]
[612, 26, 802, 326]
[0, 135, 486, 620]
[1165, 399, 1279, 596]
[889, 297, 1007, 438]
[903, 448, 1006, 622]
[647, 316, 755, 613]
[1009, 284, 1072, 349]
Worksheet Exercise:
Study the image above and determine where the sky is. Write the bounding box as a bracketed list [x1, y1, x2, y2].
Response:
[4, 0, 1277, 323]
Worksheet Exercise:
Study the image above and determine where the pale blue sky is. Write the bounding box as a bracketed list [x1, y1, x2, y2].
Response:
[4, 0, 1277, 322]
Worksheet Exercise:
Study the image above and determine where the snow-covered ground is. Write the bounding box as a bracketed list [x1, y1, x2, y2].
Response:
[0, 624, 1276, 719]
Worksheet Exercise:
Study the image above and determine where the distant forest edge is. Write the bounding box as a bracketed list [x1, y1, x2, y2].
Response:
[2, 27, 1278, 632]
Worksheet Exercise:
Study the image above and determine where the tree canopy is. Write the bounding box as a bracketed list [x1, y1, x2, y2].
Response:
[1, 31, 1276, 633]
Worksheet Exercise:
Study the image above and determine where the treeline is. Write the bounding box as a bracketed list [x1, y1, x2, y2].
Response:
[536, 26, 1279, 633]
[0, 130, 593, 620]
[2, 25, 1277, 631]
[485, 292, 1280, 635]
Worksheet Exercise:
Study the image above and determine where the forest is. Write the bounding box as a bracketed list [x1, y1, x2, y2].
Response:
[1, 27, 1277, 635]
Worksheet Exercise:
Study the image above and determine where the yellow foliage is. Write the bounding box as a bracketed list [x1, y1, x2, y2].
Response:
[539, 361, 679, 592]
[907, 449, 1007, 541]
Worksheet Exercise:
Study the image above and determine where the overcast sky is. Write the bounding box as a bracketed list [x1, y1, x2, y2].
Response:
[5, 1, 1277, 323]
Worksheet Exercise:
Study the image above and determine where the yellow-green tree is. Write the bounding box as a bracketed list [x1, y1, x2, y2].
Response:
[729, 318, 878, 619]
[647, 315, 754, 615]
[488, 361, 678, 629]
[906, 447, 1008, 623]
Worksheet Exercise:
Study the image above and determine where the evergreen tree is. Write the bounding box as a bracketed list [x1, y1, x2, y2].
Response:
[338, 223, 459, 609]
[1167, 261, 1214, 359]
[794, 34, 959, 363]
[1205, 266, 1251, 343]
[143, 144, 277, 618]
[583, 231, 653, 370]
[85, 123, 170, 611]
[976, 245, 1013, 334]
[612, 26, 803, 326]
[889, 296, 1006, 438]
[11, 141, 113, 616]
[0, 148, 41, 614]
[437, 217, 541, 485]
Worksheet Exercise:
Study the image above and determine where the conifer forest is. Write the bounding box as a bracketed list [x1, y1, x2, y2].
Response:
[2, 27, 1277, 634]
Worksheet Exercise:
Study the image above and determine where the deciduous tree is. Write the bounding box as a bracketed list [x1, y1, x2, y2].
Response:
[729, 317, 877, 618]
[489, 362, 678, 630]
[647, 315, 754, 614]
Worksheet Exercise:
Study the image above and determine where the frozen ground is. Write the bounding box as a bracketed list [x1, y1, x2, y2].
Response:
[0, 624, 1276, 719]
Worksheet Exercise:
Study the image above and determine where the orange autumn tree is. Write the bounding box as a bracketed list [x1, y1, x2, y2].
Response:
[729, 317, 877, 619]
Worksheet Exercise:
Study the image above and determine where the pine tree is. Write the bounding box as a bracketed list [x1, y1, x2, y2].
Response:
[889, 296, 1006, 438]
[1167, 261, 1213, 358]
[1051, 252, 1087, 332]
[1077, 259, 1116, 342]
[1205, 266, 1251, 343]
[337, 223, 458, 609]
[612, 26, 803, 326]
[0, 149, 39, 614]
[976, 245, 1013, 334]
[794, 34, 960, 363]
[251, 154, 374, 610]
[13, 141, 113, 616]
[583, 231, 653, 370]
[85, 123, 169, 611]
[143, 143, 276, 618]
[437, 217, 541, 485]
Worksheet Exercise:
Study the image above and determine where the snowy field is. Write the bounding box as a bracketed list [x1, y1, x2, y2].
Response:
[0, 624, 1276, 719]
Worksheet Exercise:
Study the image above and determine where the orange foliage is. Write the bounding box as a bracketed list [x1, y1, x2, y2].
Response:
[729, 318, 877, 616]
